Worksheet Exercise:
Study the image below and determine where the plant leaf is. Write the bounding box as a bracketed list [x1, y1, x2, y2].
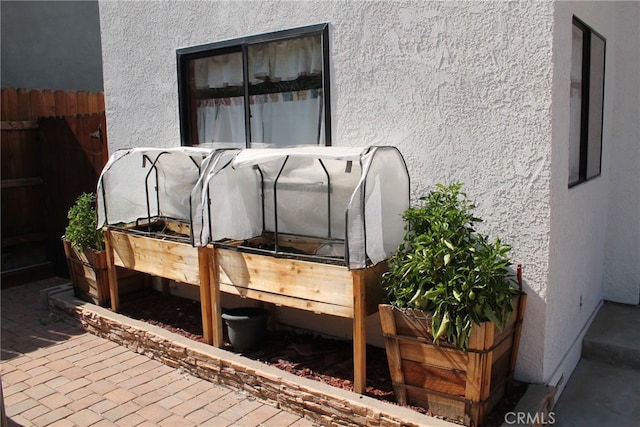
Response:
[433, 311, 450, 342]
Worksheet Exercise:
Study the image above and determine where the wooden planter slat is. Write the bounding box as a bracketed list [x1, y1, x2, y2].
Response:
[216, 248, 354, 311]
[109, 230, 200, 285]
[398, 340, 469, 370]
[379, 293, 526, 426]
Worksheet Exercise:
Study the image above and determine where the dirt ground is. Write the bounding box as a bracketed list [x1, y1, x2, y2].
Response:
[119, 290, 526, 426]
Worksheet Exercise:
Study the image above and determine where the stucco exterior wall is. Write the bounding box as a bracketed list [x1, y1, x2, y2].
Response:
[99, 0, 555, 383]
[547, 0, 640, 392]
[603, 2, 640, 304]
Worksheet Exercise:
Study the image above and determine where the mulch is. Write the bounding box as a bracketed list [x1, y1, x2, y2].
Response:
[119, 290, 526, 426]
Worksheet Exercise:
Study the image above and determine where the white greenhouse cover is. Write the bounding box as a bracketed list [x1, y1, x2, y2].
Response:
[191, 146, 410, 269]
[97, 147, 216, 228]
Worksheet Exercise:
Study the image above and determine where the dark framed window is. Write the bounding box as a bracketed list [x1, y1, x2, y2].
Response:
[177, 24, 331, 148]
[569, 17, 606, 187]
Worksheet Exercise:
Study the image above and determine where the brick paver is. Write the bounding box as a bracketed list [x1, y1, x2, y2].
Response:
[1, 278, 317, 426]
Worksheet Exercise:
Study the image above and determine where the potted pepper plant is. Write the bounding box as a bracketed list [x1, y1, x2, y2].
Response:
[379, 183, 526, 426]
[62, 192, 110, 306]
[63, 192, 145, 307]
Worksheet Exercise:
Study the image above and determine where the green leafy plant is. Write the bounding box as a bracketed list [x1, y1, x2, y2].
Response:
[383, 183, 518, 350]
[64, 192, 105, 251]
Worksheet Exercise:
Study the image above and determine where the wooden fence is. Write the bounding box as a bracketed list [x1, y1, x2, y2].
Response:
[1, 88, 108, 286]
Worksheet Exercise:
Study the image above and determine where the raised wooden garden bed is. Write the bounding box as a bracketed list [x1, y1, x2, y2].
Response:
[209, 233, 387, 394]
[103, 219, 215, 344]
[379, 293, 527, 426]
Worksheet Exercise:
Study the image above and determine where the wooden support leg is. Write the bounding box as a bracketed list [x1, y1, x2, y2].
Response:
[198, 247, 213, 345]
[210, 247, 224, 347]
[104, 228, 120, 311]
[352, 270, 366, 394]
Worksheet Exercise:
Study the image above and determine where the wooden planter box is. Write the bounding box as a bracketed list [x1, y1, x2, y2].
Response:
[209, 239, 387, 394]
[379, 293, 526, 426]
[103, 225, 214, 345]
[63, 239, 143, 307]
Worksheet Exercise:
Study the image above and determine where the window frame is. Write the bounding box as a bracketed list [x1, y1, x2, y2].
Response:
[176, 23, 332, 147]
[569, 16, 606, 188]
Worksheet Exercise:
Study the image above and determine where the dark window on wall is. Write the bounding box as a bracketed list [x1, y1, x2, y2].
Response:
[177, 24, 331, 148]
[569, 17, 606, 187]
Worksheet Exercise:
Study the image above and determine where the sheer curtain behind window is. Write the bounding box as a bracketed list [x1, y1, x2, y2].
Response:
[193, 35, 324, 147]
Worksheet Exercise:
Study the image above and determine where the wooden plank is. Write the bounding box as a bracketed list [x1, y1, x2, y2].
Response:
[492, 334, 515, 365]
[1, 177, 43, 189]
[87, 92, 100, 113]
[465, 323, 487, 404]
[110, 230, 200, 285]
[1, 89, 17, 120]
[352, 269, 366, 394]
[29, 90, 46, 118]
[0, 121, 38, 130]
[404, 385, 467, 423]
[218, 282, 353, 318]
[490, 347, 512, 393]
[66, 91, 78, 116]
[215, 248, 353, 308]
[210, 246, 224, 347]
[97, 92, 105, 112]
[379, 305, 408, 404]
[396, 339, 469, 371]
[17, 89, 31, 120]
[54, 90, 68, 115]
[359, 262, 386, 315]
[402, 359, 466, 397]
[198, 247, 213, 345]
[392, 308, 434, 338]
[77, 91, 89, 113]
[104, 229, 120, 311]
[42, 90, 56, 116]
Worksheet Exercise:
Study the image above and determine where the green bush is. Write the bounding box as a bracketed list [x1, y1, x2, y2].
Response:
[64, 192, 104, 251]
[382, 183, 518, 350]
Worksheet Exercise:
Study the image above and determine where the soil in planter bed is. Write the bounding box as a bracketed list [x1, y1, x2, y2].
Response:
[119, 290, 526, 426]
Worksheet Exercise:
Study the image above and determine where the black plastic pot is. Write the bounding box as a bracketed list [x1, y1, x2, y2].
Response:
[221, 307, 269, 353]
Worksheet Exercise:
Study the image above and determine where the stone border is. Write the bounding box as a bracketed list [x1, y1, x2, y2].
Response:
[49, 288, 454, 427]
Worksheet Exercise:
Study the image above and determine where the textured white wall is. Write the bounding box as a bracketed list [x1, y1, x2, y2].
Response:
[99, 0, 556, 383]
[604, 2, 640, 304]
[547, 0, 640, 392]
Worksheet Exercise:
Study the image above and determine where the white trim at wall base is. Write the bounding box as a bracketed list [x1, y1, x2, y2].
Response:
[546, 299, 603, 403]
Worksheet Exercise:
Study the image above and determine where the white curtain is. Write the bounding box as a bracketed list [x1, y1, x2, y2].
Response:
[250, 90, 323, 146]
[197, 98, 245, 145]
[249, 36, 322, 83]
[194, 36, 323, 147]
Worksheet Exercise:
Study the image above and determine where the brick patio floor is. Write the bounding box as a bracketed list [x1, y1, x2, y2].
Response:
[1, 278, 317, 427]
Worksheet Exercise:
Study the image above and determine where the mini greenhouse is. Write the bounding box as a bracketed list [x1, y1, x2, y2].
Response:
[191, 145, 410, 269]
[96, 146, 219, 344]
[190, 146, 409, 394]
[97, 146, 217, 239]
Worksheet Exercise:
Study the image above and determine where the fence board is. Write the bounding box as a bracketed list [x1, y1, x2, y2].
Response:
[30, 90, 46, 118]
[42, 90, 57, 116]
[2, 89, 18, 120]
[54, 90, 68, 115]
[17, 89, 32, 119]
[67, 91, 78, 116]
